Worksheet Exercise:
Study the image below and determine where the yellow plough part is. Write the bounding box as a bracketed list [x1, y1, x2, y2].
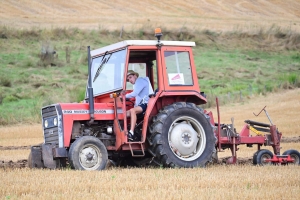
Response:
[249, 126, 263, 136]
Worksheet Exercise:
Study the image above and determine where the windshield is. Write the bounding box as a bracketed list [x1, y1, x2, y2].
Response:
[86, 48, 127, 97]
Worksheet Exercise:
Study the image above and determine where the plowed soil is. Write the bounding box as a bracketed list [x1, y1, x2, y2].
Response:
[0, 159, 28, 169]
[0, 146, 31, 150]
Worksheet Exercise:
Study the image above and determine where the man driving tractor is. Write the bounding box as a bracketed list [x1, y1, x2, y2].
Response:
[121, 70, 150, 141]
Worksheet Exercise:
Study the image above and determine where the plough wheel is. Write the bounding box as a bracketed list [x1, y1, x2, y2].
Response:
[283, 149, 300, 165]
[253, 149, 273, 166]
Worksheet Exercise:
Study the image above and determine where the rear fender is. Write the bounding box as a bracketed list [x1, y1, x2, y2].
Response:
[159, 91, 207, 106]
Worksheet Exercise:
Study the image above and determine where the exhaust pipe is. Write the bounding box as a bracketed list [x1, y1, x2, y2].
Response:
[87, 46, 94, 124]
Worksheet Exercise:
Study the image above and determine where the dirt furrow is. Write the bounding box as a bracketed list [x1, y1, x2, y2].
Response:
[0, 159, 28, 169]
[281, 136, 300, 143]
[0, 146, 31, 150]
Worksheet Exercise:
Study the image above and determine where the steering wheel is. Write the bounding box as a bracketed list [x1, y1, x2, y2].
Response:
[126, 98, 135, 107]
[118, 91, 134, 108]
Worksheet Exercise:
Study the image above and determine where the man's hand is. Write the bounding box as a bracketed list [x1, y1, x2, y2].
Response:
[120, 90, 126, 96]
[119, 90, 126, 102]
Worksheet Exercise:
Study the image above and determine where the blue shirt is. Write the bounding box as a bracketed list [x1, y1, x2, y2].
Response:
[125, 77, 150, 107]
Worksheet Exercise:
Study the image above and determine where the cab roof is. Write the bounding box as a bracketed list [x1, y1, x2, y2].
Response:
[90, 40, 196, 57]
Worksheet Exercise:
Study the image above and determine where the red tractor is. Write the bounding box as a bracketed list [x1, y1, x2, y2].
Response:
[29, 28, 217, 170]
[28, 28, 299, 170]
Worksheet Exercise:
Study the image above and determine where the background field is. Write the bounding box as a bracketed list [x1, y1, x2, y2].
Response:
[1, 1, 300, 199]
[1, 0, 300, 32]
[0, 26, 299, 125]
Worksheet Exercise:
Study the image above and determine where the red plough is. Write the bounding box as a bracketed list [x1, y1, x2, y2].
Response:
[208, 98, 300, 165]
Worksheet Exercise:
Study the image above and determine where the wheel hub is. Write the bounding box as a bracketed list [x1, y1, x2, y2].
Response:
[182, 132, 191, 143]
[168, 116, 207, 162]
[170, 123, 199, 156]
[79, 146, 100, 169]
[86, 152, 94, 161]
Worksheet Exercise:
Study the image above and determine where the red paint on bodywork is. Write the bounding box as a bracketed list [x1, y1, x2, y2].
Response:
[60, 103, 125, 147]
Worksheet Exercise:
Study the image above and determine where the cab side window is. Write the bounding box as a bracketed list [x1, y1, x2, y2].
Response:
[164, 51, 193, 86]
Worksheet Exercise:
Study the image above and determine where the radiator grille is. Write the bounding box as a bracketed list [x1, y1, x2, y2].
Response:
[42, 106, 59, 145]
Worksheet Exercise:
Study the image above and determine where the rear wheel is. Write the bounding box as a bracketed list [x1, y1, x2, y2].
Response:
[68, 136, 108, 170]
[148, 102, 215, 168]
[282, 149, 300, 165]
[253, 149, 273, 166]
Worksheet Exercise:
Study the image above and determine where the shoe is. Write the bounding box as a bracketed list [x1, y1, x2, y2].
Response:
[127, 131, 135, 141]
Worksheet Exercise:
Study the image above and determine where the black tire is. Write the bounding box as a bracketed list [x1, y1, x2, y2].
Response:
[282, 149, 300, 165]
[68, 136, 108, 170]
[253, 149, 273, 166]
[148, 102, 216, 168]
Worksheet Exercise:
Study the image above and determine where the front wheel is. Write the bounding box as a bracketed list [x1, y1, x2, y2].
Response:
[148, 102, 216, 168]
[68, 136, 108, 170]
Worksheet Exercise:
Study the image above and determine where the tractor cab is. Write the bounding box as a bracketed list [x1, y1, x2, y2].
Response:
[86, 36, 206, 112]
[85, 37, 207, 147]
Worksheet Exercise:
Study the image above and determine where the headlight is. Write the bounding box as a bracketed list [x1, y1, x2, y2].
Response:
[44, 119, 48, 128]
[53, 117, 57, 126]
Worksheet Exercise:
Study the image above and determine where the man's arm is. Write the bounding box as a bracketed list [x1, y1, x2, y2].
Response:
[125, 78, 146, 98]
